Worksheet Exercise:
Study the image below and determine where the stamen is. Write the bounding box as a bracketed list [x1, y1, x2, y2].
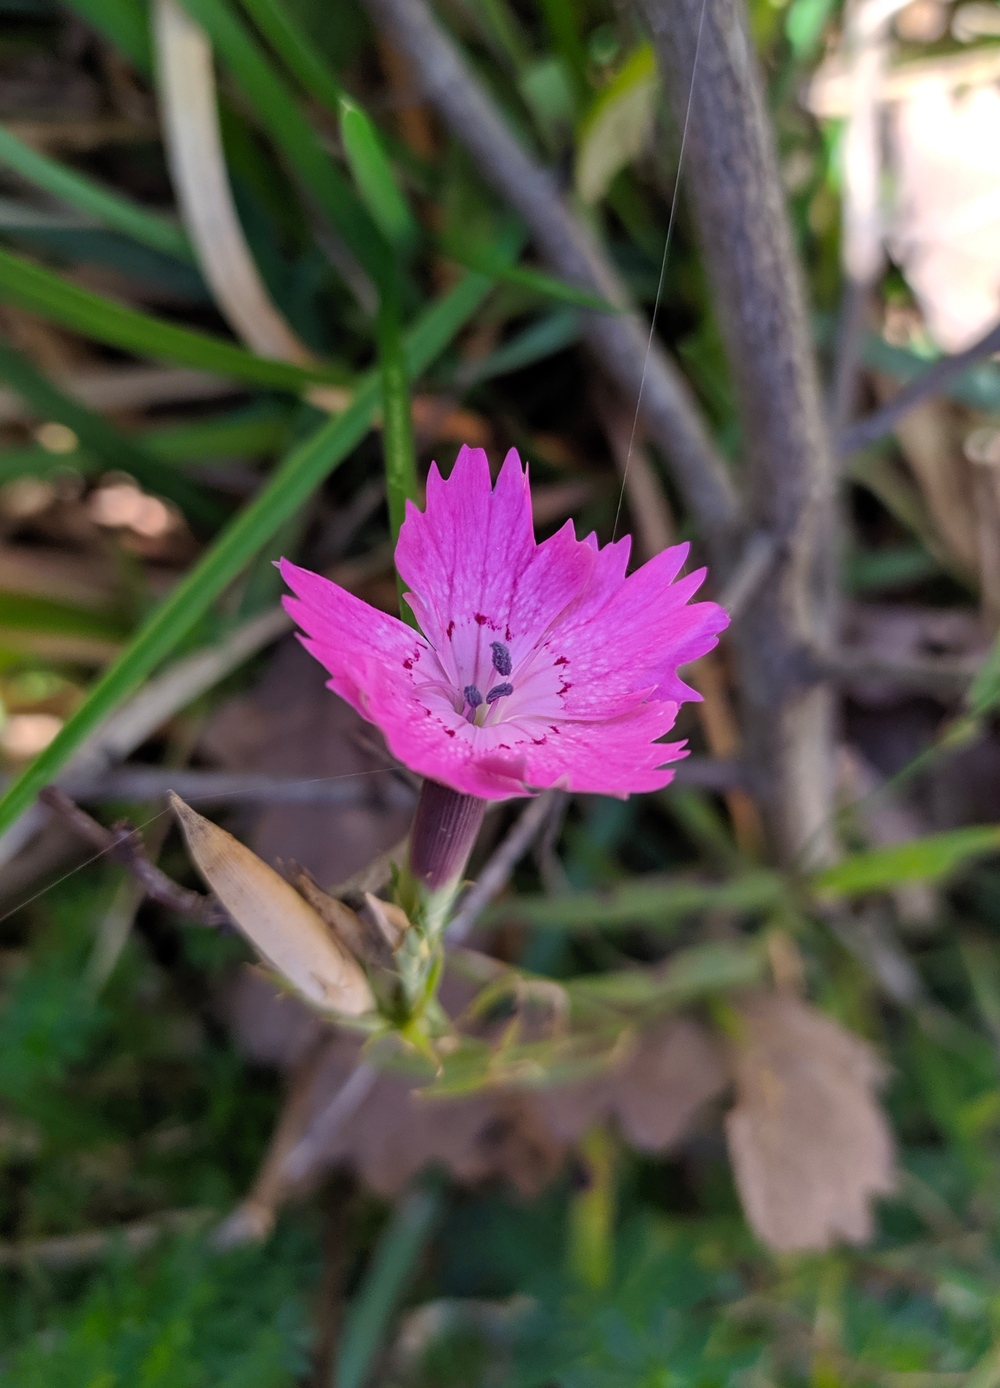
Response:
[464, 685, 483, 708]
[490, 641, 512, 677]
[485, 682, 513, 704]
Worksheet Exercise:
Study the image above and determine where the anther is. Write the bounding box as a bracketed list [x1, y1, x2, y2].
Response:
[485, 682, 513, 704]
[490, 641, 512, 677]
[464, 685, 483, 708]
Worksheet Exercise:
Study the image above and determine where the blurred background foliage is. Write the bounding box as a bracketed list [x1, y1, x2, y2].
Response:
[2, 0, 1000, 1381]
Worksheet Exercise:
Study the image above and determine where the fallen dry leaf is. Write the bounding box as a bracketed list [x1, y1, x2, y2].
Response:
[724, 991, 895, 1252]
[888, 77, 1000, 351]
[170, 794, 374, 1017]
[541, 1016, 728, 1152]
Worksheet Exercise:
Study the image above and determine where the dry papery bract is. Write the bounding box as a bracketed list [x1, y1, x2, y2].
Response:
[170, 793, 374, 1017]
[725, 991, 896, 1253]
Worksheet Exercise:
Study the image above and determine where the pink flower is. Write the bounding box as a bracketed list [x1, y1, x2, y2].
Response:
[280, 446, 728, 800]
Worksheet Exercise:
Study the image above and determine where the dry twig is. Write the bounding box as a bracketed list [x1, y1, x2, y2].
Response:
[39, 786, 228, 926]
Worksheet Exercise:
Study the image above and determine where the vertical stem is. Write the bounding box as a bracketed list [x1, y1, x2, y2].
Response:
[566, 1126, 616, 1290]
[377, 275, 420, 622]
[638, 0, 839, 866]
[406, 779, 487, 895]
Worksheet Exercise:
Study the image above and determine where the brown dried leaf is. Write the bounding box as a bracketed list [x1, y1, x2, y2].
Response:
[170, 793, 374, 1017]
[725, 992, 895, 1252]
[540, 1017, 728, 1151]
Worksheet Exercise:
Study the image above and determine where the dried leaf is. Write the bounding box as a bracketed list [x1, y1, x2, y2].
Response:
[170, 793, 374, 1017]
[725, 992, 895, 1252]
[540, 1017, 728, 1151]
[888, 78, 1000, 351]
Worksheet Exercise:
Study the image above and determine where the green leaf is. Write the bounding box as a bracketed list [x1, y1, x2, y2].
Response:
[812, 826, 1000, 898]
[0, 269, 493, 837]
[176, 0, 392, 289]
[0, 124, 192, 263]
[568, 940, 765, 1011]
[339, 98, 420, 255]
[575, 45, 658, 205]
[967, 633, 1000, 718]
[494, 869, 788, 930]
[0, 341, 221, 526]
[0, 244, 344, 391]
[236, 0, 342, 112]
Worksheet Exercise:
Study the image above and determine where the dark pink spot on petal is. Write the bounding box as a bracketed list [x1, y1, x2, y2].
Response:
[554, 655, 569, 666]
[505, 625, 512, 641]
[403, 658, 413, 670]
[474, 613, 488, 626]
[447, 620, 455, 639]
[446, 728, 456, 738]
[532, 736, 547, 746]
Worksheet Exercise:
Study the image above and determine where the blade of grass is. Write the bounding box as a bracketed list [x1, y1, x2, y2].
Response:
[0, 125, 193, 263]
[812, 825, 1000, 898]
[0, 269, 492, 836]
[439, 233, 618, 312]
[340, 98, 420, 254]
[235, 0, 342, 113]
[495, 869, 788, 929]
[176, 0, 393, 290]
[377, 280, 419, 622]
[334, 1179, 443, 1388]
[0, 342, 221, 525]
[0, 245, 345, 391]
[0, 405, 292, 484]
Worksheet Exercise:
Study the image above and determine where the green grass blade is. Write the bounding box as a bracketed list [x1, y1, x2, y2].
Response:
[176, 0, 392, 289]
[495, 869, 788, 930]
[0, 269, 492, 836]
[0, 124, 192, 263]
[377, 291, 419, 545]
[440, 232, 617, 312]
[334, 1180, 443, 1388]
[0, 342, 221, 525]
[235, 0, 342, 112]
[377, 282, 419, 622]
[340, 99, 419, 254]
[812, 825, 1000, 898]
[0, 245, 344, 391]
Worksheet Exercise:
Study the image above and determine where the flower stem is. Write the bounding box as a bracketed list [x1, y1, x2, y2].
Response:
[407, 779, 486, 895]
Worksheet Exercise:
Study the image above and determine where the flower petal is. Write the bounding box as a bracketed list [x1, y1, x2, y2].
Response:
[396, 446, 594, 689]
[279, 558, 425, 719]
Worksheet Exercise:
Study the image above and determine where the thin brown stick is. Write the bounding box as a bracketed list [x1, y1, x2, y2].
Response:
[838, 319, 1000, 457]
[39, 787, 228, 926]
[358, 0, 739, 562]
[639, 0, 838, 866]
[447, 791, 560, 942]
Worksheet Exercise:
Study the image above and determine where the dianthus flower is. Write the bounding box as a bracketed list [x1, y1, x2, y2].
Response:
[280, 446, 728, 802]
